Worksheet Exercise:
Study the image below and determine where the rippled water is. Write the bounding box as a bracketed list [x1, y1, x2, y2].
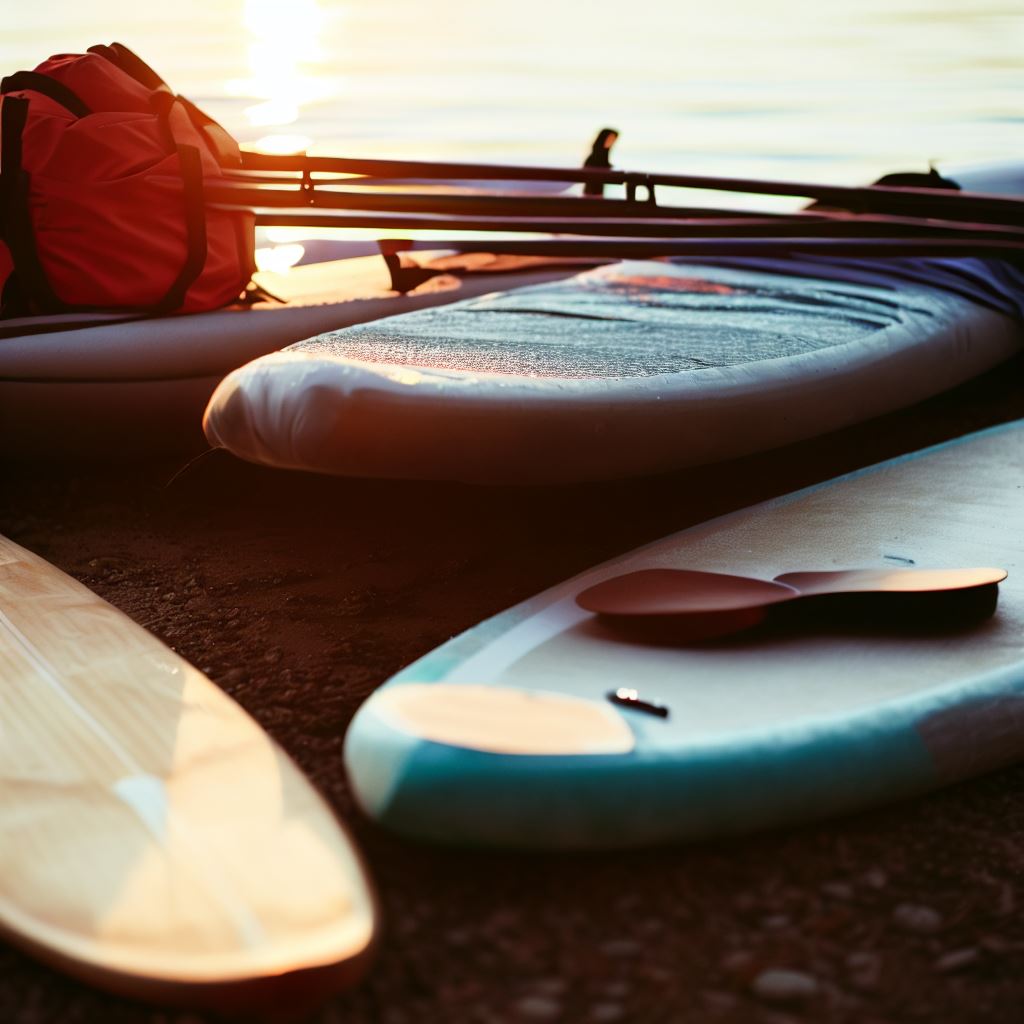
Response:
[4, 1, 1022, 181]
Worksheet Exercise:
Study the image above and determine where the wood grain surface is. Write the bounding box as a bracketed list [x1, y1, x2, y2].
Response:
[0, 535, 376, 1016]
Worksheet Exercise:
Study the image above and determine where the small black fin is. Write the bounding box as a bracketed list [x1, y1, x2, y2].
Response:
[872, 167, 961, 191]
[583, 127, 619, 197]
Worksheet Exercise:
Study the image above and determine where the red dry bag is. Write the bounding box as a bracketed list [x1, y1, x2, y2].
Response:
[0, 42, 254, 319]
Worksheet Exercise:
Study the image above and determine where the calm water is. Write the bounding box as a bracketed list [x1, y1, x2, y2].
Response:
[4, 0, 1022, 241]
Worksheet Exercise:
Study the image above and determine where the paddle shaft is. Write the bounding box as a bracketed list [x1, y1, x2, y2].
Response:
[376, 236, 1024, 259]
[211, 182, 766, 221]
[248, 211, 799, 236]
[244, 209, 1024, 242]
[236, 152, 1023, 224]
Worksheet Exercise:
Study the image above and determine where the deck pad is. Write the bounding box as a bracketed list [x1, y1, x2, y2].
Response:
[293, 260, 910, 377]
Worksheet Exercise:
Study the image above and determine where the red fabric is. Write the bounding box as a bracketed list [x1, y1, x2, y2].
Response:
[0, 240, 13, 297]
[2, 47, 254, 315]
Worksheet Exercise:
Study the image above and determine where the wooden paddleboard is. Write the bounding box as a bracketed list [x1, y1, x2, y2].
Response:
[0, 534, 376, 1013]
[344, 419, 1024, 849]
[0, 253, 579, 459]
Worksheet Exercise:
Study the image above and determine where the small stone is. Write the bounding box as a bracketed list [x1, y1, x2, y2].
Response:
[589, 1002, 624, 1023]
[487, 908, 520, 931]
[642, 966, 673, 984]
[997, 885, 1015, 916]
[751, 968, 819, 1004]
[600, 939, 641, 958]
[87, 555, 125, 574]
[161, 591, 177, 602]
[515, 995, 562, 1021]
[733, 891, 757, 911]
[702, 990, 738, 1012]
[721, 950, 753, 971]
[934, 947, 980, 973]
[821, 881, 854, 901]
[863, 868, 888, 889]
[846, 951, 882, 991]
[534, 977, 567, 996]
[892, 903, 943, 934]
[761, 914, 790, 930]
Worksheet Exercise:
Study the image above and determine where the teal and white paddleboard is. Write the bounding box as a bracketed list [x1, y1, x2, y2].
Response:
[344, 419, 1024, 849]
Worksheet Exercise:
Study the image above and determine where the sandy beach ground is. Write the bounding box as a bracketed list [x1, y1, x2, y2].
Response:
[2, 355, 1023, 1023]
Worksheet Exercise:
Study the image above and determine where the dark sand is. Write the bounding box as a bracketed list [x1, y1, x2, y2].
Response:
[2, 357, 1023, 1023]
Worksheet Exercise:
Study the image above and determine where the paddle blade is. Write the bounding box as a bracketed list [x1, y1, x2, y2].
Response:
[576, 566, 1007, 643]
[576, 569, 796, 642]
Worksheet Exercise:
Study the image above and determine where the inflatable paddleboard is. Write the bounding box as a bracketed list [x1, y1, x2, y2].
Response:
[203, 162, 1024, 484]
[0, 253, 580, 459]
[343, 418, 1024, 849]
[0, 533, 376, 1013]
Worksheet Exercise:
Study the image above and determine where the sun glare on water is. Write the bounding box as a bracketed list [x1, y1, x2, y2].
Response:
[230, 0, 334, 153]
[254, 243, 306, 274]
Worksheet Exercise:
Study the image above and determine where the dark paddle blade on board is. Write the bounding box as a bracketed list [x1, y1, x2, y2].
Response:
[577, 567, 1008, 643]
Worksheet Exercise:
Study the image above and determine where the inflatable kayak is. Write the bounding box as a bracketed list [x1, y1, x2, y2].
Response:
[0, 253, 583, 458]
[343, 418, 1024, 849]
[203, 164, 1024, 484]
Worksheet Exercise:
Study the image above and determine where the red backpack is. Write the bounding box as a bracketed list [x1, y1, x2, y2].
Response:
[0, 43, 254, 320]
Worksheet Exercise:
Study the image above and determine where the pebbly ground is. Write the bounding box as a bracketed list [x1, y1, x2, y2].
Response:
[2, 354, 1023, 1024]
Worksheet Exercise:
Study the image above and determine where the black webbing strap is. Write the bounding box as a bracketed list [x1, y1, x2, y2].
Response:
[87, 42, 170, 91]
[98, 43, 223, 310]
[0, 273, 30, 320]
[0, 71, 91, 118]
[142, 85, 211, 312]
[175, 93, 241, 167]
[154, 143, 208, 312]
[0, 96, 65, 315]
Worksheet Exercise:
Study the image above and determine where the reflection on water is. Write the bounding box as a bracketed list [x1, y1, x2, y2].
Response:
[233, 0, 327, 152]
[2, 1, 1021, 177]
[255, 242, 306, 272]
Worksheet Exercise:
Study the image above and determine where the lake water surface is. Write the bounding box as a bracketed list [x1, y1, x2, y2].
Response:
[4, 1, 1022, 240]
